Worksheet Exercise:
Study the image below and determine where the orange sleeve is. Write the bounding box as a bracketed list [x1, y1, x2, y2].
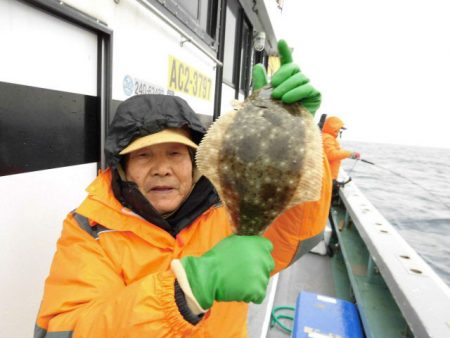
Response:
[264, 158, 332, 274]
[35, 213, 196, 338]
[323, 134, 352, 161]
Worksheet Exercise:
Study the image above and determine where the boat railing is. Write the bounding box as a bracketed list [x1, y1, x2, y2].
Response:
[338, 178, 450, 338]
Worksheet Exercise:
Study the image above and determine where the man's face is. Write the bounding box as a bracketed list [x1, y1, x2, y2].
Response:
[125, 142, 193, 214]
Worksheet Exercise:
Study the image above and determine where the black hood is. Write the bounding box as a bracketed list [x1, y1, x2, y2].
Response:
[105, 94, 206, 168]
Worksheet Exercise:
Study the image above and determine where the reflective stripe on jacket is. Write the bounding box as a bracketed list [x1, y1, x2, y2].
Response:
[35, 163, 331, 338]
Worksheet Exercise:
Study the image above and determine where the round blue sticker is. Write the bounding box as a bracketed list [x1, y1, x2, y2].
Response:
[123, 75, 134, 96]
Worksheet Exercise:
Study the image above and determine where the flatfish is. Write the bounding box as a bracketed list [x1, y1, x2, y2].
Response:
[196, 86, 323, 235]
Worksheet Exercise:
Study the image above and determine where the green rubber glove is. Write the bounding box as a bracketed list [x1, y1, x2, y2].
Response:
[181, 235, 274, 310]
[252, 63, 269, 91]
[252, 39, 321, 115]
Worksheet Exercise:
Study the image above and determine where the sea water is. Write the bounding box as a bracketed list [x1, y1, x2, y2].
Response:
[341, 141, 450, 286]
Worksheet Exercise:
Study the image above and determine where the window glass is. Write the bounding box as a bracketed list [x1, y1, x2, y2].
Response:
[165, 0, 218, 43]
[205, 0, 218, 39]
[198, 0, 209, 35]
[177, 0, 199, 19]
[223, 3, 237, 83]
[239, 19, 252, 94]
[176, 0, 210, 32]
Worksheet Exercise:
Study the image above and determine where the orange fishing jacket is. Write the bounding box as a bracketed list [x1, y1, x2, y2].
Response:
[322, 117, 352, 179]
[35, 162, 331, 338]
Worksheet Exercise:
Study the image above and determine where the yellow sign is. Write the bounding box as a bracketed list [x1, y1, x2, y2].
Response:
[168, 55, 212, 101]
[268, 55, 281, 77]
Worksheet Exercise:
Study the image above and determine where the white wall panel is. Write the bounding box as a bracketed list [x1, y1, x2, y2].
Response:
[0, 163, 97, 337]
[0, 0, 97, 95]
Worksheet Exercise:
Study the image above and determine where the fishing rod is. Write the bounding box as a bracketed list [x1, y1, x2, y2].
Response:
[356, 158, 450, 209]
[360, 159, 375, 165]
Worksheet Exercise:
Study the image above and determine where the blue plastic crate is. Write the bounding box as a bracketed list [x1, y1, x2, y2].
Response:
[292, 291, 364, 338]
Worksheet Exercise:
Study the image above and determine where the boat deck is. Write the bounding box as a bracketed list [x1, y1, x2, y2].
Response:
[248, 251, 338, 337]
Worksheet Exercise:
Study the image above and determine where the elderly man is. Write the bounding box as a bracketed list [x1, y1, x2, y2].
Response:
[35, 41, 331, 338]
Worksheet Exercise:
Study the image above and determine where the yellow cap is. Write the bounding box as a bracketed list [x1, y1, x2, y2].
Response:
[119, 128, 198, 155]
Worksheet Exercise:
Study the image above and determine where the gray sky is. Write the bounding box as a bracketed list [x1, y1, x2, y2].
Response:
[278, 0, 450, 149]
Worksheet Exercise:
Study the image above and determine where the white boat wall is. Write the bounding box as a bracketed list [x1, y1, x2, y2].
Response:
[0, 0, 282, 336]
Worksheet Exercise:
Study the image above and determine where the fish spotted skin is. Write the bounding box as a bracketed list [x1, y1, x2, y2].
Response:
[196, 85, 322, 235]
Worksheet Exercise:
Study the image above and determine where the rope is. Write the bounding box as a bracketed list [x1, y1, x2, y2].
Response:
[270, 306, 295, 334]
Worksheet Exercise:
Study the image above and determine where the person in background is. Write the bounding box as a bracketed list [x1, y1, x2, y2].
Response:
[322, 116, 360, 197]
[34, 40, 332, 338]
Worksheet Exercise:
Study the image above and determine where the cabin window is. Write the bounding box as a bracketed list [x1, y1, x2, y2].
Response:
[239, 18, 252, 95]
[223, 0, 253, 97]
[205, 0, 219, 40]
[176, 0, 199, 18]
[223, 1, 238, 85]
[159, 0, 219, 46]
[0, 0, 112, 175]
[255, 49, 268, 68]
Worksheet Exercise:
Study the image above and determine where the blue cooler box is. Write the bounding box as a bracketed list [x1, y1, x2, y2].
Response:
[292, 291, 364, 338]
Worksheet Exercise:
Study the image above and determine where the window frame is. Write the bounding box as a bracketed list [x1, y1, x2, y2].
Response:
[222, 0, 253, 98]
[19, 0, 113, 170]
[150, 0, 220, 49]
